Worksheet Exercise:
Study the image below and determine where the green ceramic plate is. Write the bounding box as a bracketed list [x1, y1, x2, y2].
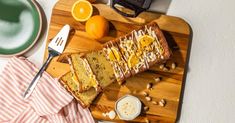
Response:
[0, 0, 42, 56]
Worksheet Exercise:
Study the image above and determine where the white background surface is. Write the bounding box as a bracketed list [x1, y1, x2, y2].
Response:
[1, 0, 235, 122]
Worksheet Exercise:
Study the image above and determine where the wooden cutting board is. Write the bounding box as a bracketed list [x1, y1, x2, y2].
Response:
[44, 0, 191, 122]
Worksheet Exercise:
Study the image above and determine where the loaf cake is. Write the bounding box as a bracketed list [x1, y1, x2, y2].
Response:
[84, 50, 117, 88]
[59, 22, 171, 108]
[107, 22, 171, 78]
[60, 72, 99, 108]
[69, 54, 100, 92]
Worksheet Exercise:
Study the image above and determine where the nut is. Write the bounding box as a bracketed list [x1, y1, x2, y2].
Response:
[147, 83, 153, 90]
[102, 112, 107, 117]
[159, 101, 165, 107]
[163, 67, 169, 71]
[152, 101, 158, 105]
[159, 64, 164, 69]
[171, 62, 176, 69]
[142, 91, 148, 97]
[159, 99, 166, 107]
[145, 96, 152, 101]
[154, 77, 161, 82]
[144, 106, 149, 111]
[160, 99, 166, 104]
[145, 119, 150, 123]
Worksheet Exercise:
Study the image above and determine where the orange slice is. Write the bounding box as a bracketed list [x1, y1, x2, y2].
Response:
[111, 47, 121, 61]
[128, 54, 139, 68]
[108, 47, 120, 61]
[138, 35, 154, 48]
[71, 0, 93, 22]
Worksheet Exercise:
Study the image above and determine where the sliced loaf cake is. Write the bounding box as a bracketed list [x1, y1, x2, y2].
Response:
[59, 22, 171, 108]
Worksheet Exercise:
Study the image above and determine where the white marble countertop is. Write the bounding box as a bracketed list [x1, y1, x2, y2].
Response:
[1, 0, 235, 122]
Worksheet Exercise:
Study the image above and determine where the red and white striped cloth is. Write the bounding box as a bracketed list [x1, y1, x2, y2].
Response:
[0, 57, 95, 123]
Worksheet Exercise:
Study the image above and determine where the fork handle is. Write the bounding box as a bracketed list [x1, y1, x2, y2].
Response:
[23, 53, 54, 99]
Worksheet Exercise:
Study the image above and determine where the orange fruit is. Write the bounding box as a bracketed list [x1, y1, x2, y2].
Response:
[87, 0, 96, 3]
[71, 0, 93, 22]
[85, 15, 109, 39]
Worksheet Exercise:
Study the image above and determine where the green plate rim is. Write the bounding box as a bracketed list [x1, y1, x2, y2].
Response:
[0, 0, 42, 57]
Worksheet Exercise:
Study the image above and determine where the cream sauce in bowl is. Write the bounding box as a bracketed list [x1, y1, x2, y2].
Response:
[115, 95, 142, 120]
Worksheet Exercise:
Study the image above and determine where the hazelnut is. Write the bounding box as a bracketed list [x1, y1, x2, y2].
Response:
[159, 64, 164, 69]
[147, 83, 153, 90]
[145, 96, 152, 101]
[172, 62, 176, 69]
[142, 91, 148, 97]
[145, 119, 150, 123]
[159, 99, 166, 107]
[154, 77, 161, 82]
[152, 101, 158, 105]
[163, 67, 169, 71]
[144, 106, 149, 111]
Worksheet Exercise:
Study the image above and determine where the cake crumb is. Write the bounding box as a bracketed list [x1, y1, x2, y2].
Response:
[171, 62, 176, 69]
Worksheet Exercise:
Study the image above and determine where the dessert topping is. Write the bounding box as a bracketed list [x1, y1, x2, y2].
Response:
[128, 54, 139, 68]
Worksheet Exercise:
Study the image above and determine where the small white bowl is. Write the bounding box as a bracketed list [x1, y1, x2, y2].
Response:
[115, 94, 142, 121]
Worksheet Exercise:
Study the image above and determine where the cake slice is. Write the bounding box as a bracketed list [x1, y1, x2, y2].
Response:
[60, 72, 99, 108]
[134, 22, 170, 67]
[108, 42, 132, 79]
[102, 44, 128, 84]
[84, 50, 117, 88]
[69, 54, 100, 92]
[117, 34, 148, 75]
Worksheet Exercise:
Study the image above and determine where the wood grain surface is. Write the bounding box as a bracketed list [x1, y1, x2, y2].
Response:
[44, 0, 190, 122]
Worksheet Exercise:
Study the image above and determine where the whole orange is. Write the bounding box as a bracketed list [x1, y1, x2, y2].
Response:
[85, 15, 109, 39]
[87, 0, 96, 3]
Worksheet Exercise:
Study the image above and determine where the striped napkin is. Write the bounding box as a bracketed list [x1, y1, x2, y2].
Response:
[0, 57, 95, 123]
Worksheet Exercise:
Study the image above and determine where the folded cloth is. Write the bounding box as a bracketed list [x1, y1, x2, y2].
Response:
[0, 57, 95, 123]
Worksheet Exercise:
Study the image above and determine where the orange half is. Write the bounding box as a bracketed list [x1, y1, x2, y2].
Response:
[72, 0, 93, 22]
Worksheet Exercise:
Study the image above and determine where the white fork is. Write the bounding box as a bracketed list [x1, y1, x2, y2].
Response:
[23, 25, 70, 99]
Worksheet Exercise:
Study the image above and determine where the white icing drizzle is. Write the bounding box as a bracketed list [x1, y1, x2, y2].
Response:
[105, 25, 165, 75]
[103, 47, 124, 81]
